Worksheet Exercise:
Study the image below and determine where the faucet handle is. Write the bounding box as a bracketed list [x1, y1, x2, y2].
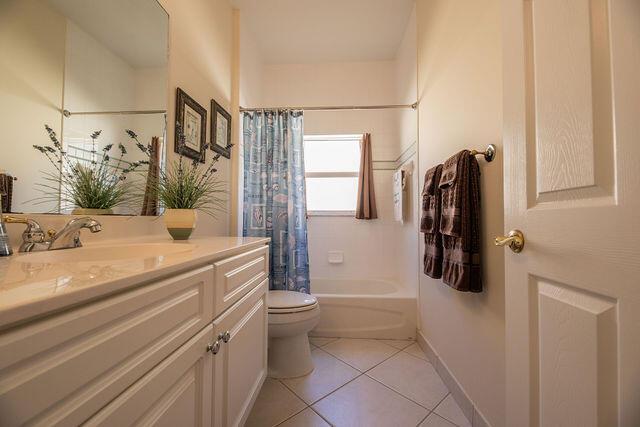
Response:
[2, 216, 46, 243]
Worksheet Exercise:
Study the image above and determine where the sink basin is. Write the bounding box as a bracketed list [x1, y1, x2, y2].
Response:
[15, 243, 196, 264]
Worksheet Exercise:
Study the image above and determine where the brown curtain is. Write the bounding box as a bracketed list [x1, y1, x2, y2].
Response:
[141, 137, 160, 216]
[355, 133, 378, 219]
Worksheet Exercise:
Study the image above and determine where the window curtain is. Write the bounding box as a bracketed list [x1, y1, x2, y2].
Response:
[355, 133, 378, 219]
[242, 110, 311, 293]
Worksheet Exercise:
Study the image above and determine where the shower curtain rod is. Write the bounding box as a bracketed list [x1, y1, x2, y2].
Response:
[239, 102, 417, 112]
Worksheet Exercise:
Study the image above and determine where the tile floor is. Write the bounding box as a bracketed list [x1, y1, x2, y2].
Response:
[245, 337, 471, 427]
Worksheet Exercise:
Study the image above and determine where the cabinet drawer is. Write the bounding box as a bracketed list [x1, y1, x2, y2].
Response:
[0, 266, 214, 427]
[213, 245, 268, 316]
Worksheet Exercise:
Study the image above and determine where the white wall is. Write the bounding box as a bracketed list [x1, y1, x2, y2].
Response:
[416, 1, 505, 425]
[159, 0, 234, 237]
[394, 5, 419, 300]
[260, 55, 418, 291]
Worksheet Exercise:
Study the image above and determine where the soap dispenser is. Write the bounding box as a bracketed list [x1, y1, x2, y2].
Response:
[0, 198, 12, 256]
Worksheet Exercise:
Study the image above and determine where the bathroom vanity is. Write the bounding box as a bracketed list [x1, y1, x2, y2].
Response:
[0, 237, 269, 426]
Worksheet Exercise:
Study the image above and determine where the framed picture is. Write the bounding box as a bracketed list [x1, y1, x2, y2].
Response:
[175, 88, 207, 162]
[211, 100, 232, 159]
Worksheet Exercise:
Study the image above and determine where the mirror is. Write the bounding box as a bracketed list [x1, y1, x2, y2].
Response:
[0, 0, 168, 215]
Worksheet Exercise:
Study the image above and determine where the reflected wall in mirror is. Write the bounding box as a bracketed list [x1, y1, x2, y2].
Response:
[0, 0, 168, 215]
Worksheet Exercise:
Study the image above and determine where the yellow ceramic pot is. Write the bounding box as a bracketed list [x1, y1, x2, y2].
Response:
[163, 209, 197, 240]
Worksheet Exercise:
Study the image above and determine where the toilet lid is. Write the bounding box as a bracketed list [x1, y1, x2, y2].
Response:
[268, 291, 318, 313]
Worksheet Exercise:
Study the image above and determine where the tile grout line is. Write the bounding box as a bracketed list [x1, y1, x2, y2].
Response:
[415, 410, 434, 427]
[430, 392, 467, 427]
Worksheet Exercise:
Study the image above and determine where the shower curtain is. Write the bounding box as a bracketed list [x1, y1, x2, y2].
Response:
[242, 110, 311, 293]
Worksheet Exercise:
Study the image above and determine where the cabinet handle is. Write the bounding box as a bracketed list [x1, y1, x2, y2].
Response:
[207, 341, 221, 355]
[218, 331, 231, 343]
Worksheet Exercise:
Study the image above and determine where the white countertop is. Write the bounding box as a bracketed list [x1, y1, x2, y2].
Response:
[0, 236, 270, 328]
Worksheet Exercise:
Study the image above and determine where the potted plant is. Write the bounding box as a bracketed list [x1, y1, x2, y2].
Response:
[126, 124, 227, 240]
[33, 125, 144, 214]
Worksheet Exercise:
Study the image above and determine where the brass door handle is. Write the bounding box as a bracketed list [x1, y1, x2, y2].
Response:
[495, 229, 525, 253]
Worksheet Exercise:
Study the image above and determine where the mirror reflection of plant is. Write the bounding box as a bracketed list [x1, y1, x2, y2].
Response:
[32, 125, 146, 210]
[126, 123, 228, 218]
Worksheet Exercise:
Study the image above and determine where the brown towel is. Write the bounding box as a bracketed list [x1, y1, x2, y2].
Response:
[438, 150, 482, 292]
[0, 174, 14, 214]
[420, 164, 443, 278]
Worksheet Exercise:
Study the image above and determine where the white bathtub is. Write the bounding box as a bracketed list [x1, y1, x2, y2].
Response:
[310, 278, 416, 340]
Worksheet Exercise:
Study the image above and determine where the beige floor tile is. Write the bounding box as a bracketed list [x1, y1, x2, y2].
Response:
[312, 375, 428, 427]
[404, 342, 429, 361]
[368, 351, 449, 409]
[282, 348, 360, 404]
[321, 338, 398, 371]
[245, 378, 307, 427]
[434, 395, 471, 427]
[277, 408, 330, 427]
[419, 413, 457, 427]
[379, 339, 415, 350]
[308, 337, 339, 347]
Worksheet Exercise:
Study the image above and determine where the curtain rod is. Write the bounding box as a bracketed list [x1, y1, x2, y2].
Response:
[239, 102, 417, 113]
[62, 109, 166, 117]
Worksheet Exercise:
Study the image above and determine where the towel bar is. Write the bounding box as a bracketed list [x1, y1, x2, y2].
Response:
[469, 144, 496, 162]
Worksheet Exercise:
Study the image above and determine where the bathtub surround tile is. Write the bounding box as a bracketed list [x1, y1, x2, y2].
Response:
[281, 348, 360, 404]
[308, 336, 338, 347]
[434, 395, 472, 427]
[321, 339, 399, 371]
[245, 378, 306, 427]
[404, 343, 429, 361]
[368, 351, 449, 409]
[277, 408, 330, 427]
[312, 375, 429, 427]
[380, 339, 415, 350]
[419, 413, 458, 427]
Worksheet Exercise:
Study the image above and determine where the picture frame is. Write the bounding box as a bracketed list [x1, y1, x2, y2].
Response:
[210, 100, 232, 159]
[175, 88, 207, 162]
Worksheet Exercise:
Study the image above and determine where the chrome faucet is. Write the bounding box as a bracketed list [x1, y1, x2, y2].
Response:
[2, 216, 101, 252]
[48, 217, 102, 250]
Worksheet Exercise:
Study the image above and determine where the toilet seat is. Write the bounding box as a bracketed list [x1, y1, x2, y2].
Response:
[268, 291, 318, 314]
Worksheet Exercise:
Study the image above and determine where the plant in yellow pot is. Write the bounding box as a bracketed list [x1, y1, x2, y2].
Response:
[127, 125, 226, 240]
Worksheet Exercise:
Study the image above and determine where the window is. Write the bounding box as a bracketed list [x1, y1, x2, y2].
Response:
[303, 134, 361, 215]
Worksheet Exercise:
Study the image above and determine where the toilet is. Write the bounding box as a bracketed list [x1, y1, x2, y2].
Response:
[267, 290, 320, 379]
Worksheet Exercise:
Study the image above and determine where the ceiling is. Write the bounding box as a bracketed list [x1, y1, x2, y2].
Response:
[231, 0, 415, 64]
[47, 0, 168, 68]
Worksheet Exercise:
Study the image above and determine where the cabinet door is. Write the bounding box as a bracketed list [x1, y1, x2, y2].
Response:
[213, 279, 268, 427]
[85, 324, 215, 427]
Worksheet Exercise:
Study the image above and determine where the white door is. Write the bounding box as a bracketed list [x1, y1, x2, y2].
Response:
[503, 0, 640, 426]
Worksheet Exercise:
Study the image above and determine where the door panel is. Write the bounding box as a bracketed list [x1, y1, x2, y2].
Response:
[85, 324, 214, 427]
[213, 279, 268, 427]
[504, 0, 640, 425]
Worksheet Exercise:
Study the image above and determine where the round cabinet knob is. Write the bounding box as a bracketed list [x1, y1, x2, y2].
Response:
[495, 229, 525, 253]
[207, 341, 221, 355]
[223, 331, 231, 343]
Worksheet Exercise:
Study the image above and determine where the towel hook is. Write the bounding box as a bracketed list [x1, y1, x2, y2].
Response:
[469, 144, 496, 162]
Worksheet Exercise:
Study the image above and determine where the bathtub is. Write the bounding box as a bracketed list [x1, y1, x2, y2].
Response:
[310, 278, 416, 340]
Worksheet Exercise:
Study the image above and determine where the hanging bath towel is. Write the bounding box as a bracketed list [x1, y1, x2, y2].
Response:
[393, 170, 404, 224]
[438, 150, 482, 292]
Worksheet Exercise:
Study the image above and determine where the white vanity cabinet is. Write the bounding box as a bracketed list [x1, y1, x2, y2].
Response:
[0, 243, 269, 427]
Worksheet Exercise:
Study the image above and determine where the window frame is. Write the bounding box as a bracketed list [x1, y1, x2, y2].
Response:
[303, 134, 361, 216]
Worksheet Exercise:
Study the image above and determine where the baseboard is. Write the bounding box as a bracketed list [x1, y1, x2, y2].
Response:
[416, 330, 493, 427]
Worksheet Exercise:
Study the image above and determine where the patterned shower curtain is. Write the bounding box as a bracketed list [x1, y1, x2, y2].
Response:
[242, 110, 311, 293]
